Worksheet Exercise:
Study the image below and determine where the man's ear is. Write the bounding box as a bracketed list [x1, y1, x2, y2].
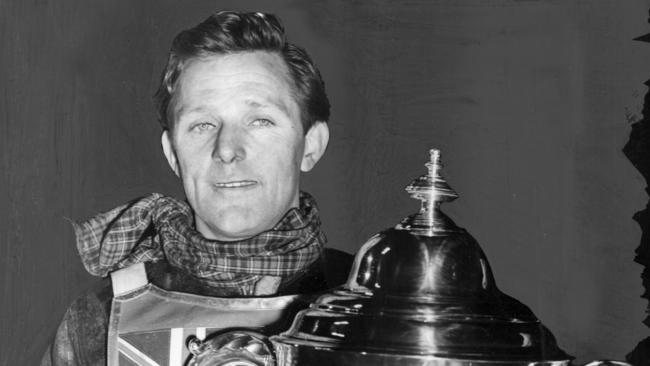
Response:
[301, 122, 330, 172]
[161, 130, 180, 177]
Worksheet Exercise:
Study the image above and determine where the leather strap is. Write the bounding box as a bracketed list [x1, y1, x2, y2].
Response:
[110, 262, 148, 296]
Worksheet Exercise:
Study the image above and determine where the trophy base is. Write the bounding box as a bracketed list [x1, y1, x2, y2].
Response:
[272, 340, 572, 366]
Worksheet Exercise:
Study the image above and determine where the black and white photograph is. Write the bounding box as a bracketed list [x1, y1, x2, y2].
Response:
[1, 1, 650, 365]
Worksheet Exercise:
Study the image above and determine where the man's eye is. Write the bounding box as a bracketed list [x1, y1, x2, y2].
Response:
[250, 118, 274, 127]
[193, 122, 216, 131]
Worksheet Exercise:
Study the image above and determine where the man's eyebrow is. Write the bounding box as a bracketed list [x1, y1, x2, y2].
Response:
[175, 100, 293, 117]
[245, 98, 291, 115]
[175, 106, 208, 117]
[245, 100, 264, 108]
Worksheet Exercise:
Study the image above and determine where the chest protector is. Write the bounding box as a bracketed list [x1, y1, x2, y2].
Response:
[107, 263, 308, 366]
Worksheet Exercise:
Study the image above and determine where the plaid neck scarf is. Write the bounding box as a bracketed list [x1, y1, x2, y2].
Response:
[73, 191, 325, 289]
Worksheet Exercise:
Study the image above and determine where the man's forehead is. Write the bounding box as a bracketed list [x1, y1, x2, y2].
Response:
[180, 52, 291, 87]
[171, 52, 299, 117]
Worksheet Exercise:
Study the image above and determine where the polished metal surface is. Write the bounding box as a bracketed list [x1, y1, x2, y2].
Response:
[271, 149, 574, 365]
[187, 331, 275, 366]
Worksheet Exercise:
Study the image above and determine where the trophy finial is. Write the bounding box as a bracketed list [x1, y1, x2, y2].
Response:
[426, 149, 441, 178]
[396, 148, 460, 236]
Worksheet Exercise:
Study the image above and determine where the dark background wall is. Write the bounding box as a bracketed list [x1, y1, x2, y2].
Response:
[1, 1, 649, 364]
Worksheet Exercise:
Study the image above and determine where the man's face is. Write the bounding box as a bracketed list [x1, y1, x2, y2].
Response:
[162, 51, 324, 241]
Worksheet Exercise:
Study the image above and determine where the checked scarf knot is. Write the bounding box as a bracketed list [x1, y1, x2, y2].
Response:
[73, 191, 326, 289]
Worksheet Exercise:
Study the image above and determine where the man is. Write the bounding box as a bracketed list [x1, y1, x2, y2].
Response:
[42, 11, 343, 365]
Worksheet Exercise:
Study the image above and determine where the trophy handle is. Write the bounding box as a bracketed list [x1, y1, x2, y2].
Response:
[186, 330, 275, 366]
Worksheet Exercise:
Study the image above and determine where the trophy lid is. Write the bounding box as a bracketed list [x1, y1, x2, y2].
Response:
[272, 149, 572, 365]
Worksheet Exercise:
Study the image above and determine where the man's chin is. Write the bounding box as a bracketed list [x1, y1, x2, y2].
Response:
[197, 214, 269, 242]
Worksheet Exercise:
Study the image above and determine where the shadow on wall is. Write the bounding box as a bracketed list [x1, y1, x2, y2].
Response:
[624, 8, 650, 366]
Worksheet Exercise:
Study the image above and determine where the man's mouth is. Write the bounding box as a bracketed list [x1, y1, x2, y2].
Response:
[213, 180, 258, 188]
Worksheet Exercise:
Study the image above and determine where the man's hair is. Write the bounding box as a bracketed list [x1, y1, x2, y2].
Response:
[154, 11, 330, 133]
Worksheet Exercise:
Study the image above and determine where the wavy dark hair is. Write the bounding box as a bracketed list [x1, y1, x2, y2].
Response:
[154, 11, 330, 133]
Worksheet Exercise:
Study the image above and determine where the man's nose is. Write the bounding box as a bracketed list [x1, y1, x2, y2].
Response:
[212, 124, 246, 164]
